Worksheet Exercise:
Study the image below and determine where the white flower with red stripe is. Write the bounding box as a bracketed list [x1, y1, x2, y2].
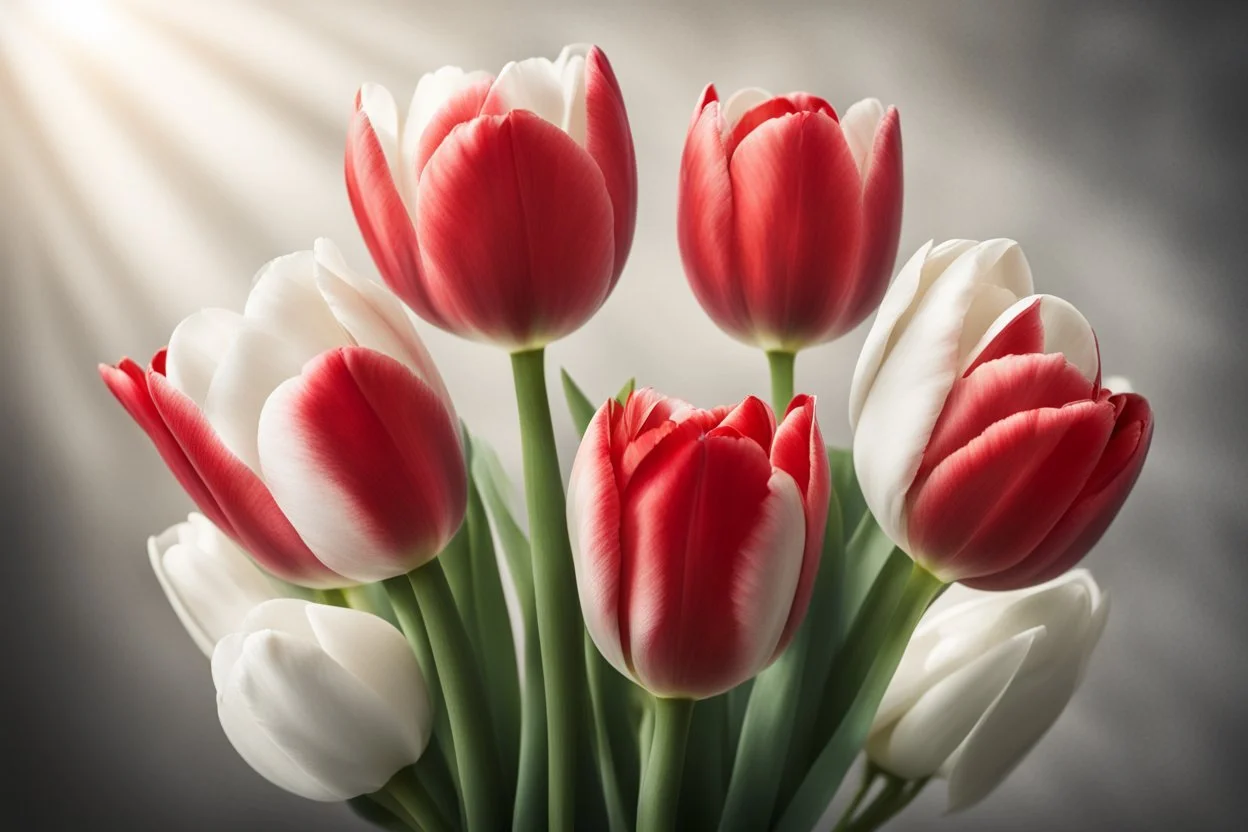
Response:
[567, 390, 828, 699]
[678, 86, 902, 350]
[851, 239, 1154, 589]
[346, 44, 637, 350]
[101, 239, 466, 588]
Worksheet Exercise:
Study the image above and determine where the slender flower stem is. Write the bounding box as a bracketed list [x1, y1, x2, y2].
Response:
[766, 350, 797, 413]
[637, 697, 695, 832]
[409, 561, 505, 830]
[844, 775, 928, 832]
[386, 766, 454, 832]
[511, 347, 585, 830]
[833, 763, 882, 831]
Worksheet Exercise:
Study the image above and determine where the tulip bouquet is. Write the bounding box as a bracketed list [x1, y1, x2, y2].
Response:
[102, 43, 1153, 832]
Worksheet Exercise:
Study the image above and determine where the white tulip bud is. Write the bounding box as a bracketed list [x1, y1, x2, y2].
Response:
[212, 599, 432, 801]
[148, 513, 284, 656]
[867, 569, 1109, 812]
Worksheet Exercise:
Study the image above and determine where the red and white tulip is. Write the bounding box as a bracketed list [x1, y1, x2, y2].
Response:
[101, 240, 466, 588]
[346, 44, 637, 349]
[850, 239, 1153, 589]
[567, 390, 828, 699]
[678, 86, 902, 350]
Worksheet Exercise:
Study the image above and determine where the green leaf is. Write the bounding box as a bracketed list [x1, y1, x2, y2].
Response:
[560, 368, 597, 435]
[827, 446, 866, 544]
[615, 377, 636, 405]
[347, 795, 411, 831]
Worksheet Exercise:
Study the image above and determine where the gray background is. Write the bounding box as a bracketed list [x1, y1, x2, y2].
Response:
[1, 0, 1244, 828]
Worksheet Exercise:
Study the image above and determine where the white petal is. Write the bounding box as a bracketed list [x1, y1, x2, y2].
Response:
[489, 56, 572, 133]
[312, 238, 453, 408]
[211, 632, 247, 693]
[872, 626, 1040, 779]
[853, 239, 1033, 549]
[840, 97, 885, 178]
[244, 251, 348, 359]
[359, 83, 401, 186]
[165, 308, 245, 407]
[963, 294, 1100, 382]
[402, 66, 491, 197]
[721, 86, 772, 131]
[238, 597, 320, 641]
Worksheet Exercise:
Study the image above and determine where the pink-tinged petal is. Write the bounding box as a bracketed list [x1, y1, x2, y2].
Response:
[968, 394, 1153, 590]
[411, 80, 492, 181]
[842, 105, 902, 331]
[621, 429, 780, 698]
[147, 369, 345, 588]
[584, 46, 637, 286]
[709, 395, 776, 450]
[689, 83, 719, 131]
[731, 111, 864, 349]
[678, 99, 746, 339]
[346, 94, 438, 328]
[257, 347, 467, 584]
[568, 402, 630, 679]
[416, 111, 615, 348]
[726, 93, 834, 155]
[919, 353, 1096, 477]
[906, 401, 1116, 583]
[769, 394, 829, 652]
[100, 355, 234, 536]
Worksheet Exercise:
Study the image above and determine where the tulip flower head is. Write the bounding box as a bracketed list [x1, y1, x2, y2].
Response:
[567, 389, 829, 699]
[149, 513, 285, 656]
[679, 86, 903, 351]
[851, 239, 1153, 590]
[346, 44, 637, 350]
[868, 570, 1109, 811]
[101, 240, 466, 588]
[213, 599, 433, 801]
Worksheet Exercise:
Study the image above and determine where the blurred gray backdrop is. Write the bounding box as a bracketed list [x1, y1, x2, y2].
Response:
[2, 0, 1245, 829]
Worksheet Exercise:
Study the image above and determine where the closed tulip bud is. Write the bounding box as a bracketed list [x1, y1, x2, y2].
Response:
[868, 569, 1108, 812]
[213, 599, 432, 801]
[101, 239, 466, 588]
[851, 239, 1153, 589]
[346, 44, 637, 349]
[149, 513, 285, 656]
[567, 389, 828, 699]
[679, 86, 902, 350]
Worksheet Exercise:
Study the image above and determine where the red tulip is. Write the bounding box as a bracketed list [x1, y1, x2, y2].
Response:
[567, 389, 828, 699]
[101, 241, 467, 588]
[851, 239, 1154, 590]
[678, 86, 903, 350]
[346, 45, 637, 350]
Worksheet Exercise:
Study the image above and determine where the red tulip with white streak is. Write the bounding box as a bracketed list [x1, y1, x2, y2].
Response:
[567, 390, 829, 699]
[678, 86, 902, 350]
[100, 239, 466, 588]
[850, 239, 1153, 590]
[346, 44, 637, 350]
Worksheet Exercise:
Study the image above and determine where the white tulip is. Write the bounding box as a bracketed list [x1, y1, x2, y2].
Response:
[212, 599, 432, 801]
[867, 569, 1109, 812]
[148, 513, 284, 656]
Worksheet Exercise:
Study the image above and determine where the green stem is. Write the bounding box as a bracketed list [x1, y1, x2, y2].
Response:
[313, 587, 349, 607]
[766, 350, 797, 413]
[386, 767, 453, 832]
[511, 347, 585, 831]
[409, 562, 504, 830]
[637, 697, 695, 832]
[844, 774, 927, 832]
[833, 763, 882, 832]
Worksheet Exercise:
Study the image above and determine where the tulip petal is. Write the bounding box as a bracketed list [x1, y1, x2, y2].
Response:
[415, 110, 615, 347]
[721, 87, 772, 132]
[853, 239, 1034, 548]
[148, 370, 343, 588]
[100, 355, 233, 535]
[966, 294, 1099, 383]
[839, 98, 885, 177]
[243, 252, 348, 358]
[257, 347, 466, 583]
[730, 110, 864, 349]
[906, 400, 1116, 582]
[709, 394, 776, 450]
[844, 104, 903, 330]
[404, 67, 492, 191]
[585, 45, 637, 283]
[410, 78, 494, 181]
[165, 308, 245, 408]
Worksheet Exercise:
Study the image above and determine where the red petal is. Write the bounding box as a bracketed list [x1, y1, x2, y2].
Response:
[678, 98, 747, 340]
[841, 105, 903, 331]
[967, 393, 1153, 590]
[918, 352, 1096, 479]
[964, 297, 1045, 375]
[411, 79, 492, 180]
[731, 111, 865, 348]
[415, 111, 615, 347]
[345, 100, 435, 325]
[147, 370, 345, 588]
[100, 355, 234, 536]
[620, 428, 775, 696]
[769, 394, 829, 653]
[780, 93, 837, 120]
[709, 395, 776, 450]
[906, 401, 1116, 583]
[726, 93, 837, 156]
[689, 83, 719, 131]
[585, 46, 638, 287]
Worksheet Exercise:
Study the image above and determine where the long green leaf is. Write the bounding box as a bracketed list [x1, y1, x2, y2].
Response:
[560, 368, 597, 434]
